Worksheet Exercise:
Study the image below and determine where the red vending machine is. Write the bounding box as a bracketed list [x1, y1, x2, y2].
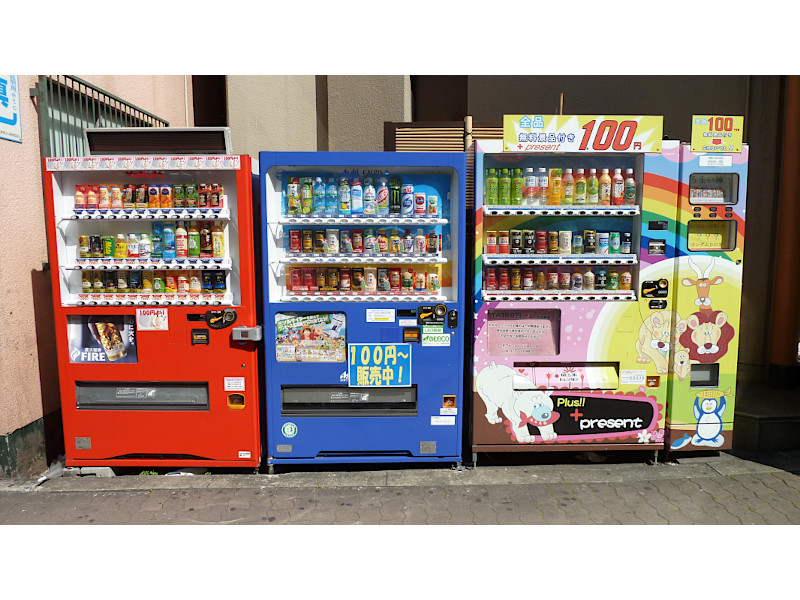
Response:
[43, 144, 261, 469]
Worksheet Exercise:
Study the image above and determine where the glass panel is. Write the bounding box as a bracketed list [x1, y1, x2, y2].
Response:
[487, 308, 560, 355]
[688, 173, 739, 205]
[687, 220, 737, 251]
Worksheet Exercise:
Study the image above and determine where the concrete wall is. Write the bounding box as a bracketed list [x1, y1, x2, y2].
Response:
[0, 75, 193, 450]
[226, 76, 318, 157]
[327, 76, 411, 151]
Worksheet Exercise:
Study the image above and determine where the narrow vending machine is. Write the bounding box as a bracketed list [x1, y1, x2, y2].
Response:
[667, 141, 748, 452]
[259, 151, 466, 470]
[44, 151, 262, 469]
[471, 115, 682, 460]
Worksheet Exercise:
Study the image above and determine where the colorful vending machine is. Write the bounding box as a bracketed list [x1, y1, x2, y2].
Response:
[471, 115, 683, 461]
[667, 137, 748, 452]
[44, 152, 262, 469]
[259, 151, 466, 470]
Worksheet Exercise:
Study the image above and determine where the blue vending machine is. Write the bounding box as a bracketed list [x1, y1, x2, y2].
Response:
[259, 152, 467, 470]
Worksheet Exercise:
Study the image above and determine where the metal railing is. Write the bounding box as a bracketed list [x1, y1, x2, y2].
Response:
[30, 75, 169, 157]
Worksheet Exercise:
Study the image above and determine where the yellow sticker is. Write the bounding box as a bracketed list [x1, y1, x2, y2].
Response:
[690, 115, 744, 153]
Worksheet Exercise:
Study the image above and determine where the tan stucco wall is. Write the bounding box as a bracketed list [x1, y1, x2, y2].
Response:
[226, 75, 318, 157]
[327, 76, 411, 151]
[0, 75, 194, 437]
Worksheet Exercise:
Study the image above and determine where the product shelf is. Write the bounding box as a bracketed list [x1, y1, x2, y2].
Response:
[61, 207, 230, 221]
[482, 206, 639, 217]
[281, 293, 447, 303]
[483, 254, 637, 266]
[68, 292, 234, 307]
[482, 290, 636, 302]
[279, 254, 446, 265]
[66, 258, 232, 271]
[276, 216, 447, 226]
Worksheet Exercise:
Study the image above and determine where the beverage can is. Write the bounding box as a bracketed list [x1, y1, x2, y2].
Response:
[427, 269, 440, 293]
[377, 229, 390, 253]
[340, 230, 354, 254]
[413, 192, 426, 216]
[511, 268, 522, 290]
[595, 268, 607, 290]
[129, 270, 142, 293]
[117, 270, 130, 291]
[314, 230, 326, 253]
[98, 185, 110, 210]
[559, 271, 571, 290]
[142, 270, 154, 293]
[498, 231, 510, 254]
[414, 270, 427, 292]
[427, 195, 439, 216]
[622, 232, 632, 254]
[401, 184, 414, 215]
[401, 268, 414, 291]
[201, 271, 213, 294]
[523, 230, 535, 254]
[389, 178, 402, 214]
[177, 272, 189, 294]
[364, 267, 378, 292]
[315, 267, 327, 288]
[213, 271, 226, 294]
[110, 185, 123, 209]
[535, 269, 546, 290]
[523, 268, 534, 290]
[620, 270, 632, 290]
[609, 232, 621, 254]
[377, 268, 390, 292]
[546, 270, 558, 290]
[289, 230, 301, 253]
[351, 229, 364, 254]
[302, 229, 314, 253]
[571, 270, 583, 290]
[597, 232, 610, 254]
[498, 268, 509, 290]
[510, 229, 523, 255]
[81, 271, 92, 290]
[363, 228, 376, 254]
[339, 268, 351, 292]
[535, 230, 547, 254]
[351, 267, 365, 291]
[78, 235, 91, 259]
[572, 233, 583, 255]
[327, 267, 340, 290]
[558, 231, 572, 255]
[548, 231, 559, 254]
[583, 230, 597, 253]
[90, 235, 103, 258]
[159, 184, 173, 209]
[325, 229, 340, 254]
[485, 231, 497, 254]
[104, 270, 117, 293]
[607, 269, 619, 290]
[485, 267, 497, 290]
[189, 270, 202, 294]
[173, 184, 185, 209]
[389, 267, 402, 291]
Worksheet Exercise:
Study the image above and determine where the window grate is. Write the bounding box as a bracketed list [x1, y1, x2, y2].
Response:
[30, 75, 169, 157]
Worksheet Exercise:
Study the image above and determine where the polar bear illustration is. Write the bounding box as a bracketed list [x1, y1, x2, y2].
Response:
[475, 362, 559, 443]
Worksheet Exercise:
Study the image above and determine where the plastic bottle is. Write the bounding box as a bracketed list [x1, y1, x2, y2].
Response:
[287, 177, 301, 215]
[548, 168, 562, 206]
[313, 177, 326, 215]
[151, 222, 164, 259]
[574, 168, 587, 205]
[376, 177, 389, 216]
[350, 178, 363, 216]
[175, 221, 188, 259]
[403, 229, 414, 253]
[362, 177, 376, 215]
[587, 168, 599, 204]
[127, 233, 139, 259]
[485, 168, 498, 205]
[583, 266, 595, 291]
[187, 221, 200, 258]
[511, 168, 524, 205]
[536, 168, 548, 205]
[624, 168, 636, 205]
[138, 232, 152, 260]
[571, 267, 583, 290]
[162, 222, 176, 260]
[414, 228, 427, 253]
[562, 168, 574, 205]
[595, 267, 607, 290]
[389, 229, 403, 254]
[200, 221, 212, 258]
[499, 168, 511, 205]
[212, 222, 225, 258]
[114, 233, 128, 259]
[523, 167, 536, 206]
[338, 177, 351, 215]
[611, 168, 624, 205]
[599, 169, 612, 205]
[325, 177, 338, 216]
[300, 177, 313, 214]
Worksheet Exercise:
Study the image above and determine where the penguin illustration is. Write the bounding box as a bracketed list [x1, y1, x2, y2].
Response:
[691, 390, 729, 447]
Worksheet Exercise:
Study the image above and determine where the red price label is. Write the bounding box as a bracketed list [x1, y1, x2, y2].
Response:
[579, 119, 640, 152]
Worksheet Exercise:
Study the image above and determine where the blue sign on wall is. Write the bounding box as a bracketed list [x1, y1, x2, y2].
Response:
[0, 75, 22, 144]
[348, 343, 411, 387]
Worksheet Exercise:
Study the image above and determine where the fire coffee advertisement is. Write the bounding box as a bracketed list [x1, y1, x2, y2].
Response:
[67, 315, 138, 363]
[275, 312, 346, 362]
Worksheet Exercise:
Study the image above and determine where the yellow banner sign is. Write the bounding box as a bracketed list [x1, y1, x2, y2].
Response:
[691, 115, 744, 153]
[503, 115, 663, 153]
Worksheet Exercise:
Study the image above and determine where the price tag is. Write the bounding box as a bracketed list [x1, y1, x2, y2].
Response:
[691, 115, 744, 153]
[503, 115, 663, 153]
[348, 343, 411, 387]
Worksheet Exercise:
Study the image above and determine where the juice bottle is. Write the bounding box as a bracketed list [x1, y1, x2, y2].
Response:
[389, 229, 403, 254]
[175, 221, 188, 259]
[611, 168, 624, 205]
[499, 168, 511, 204]
[583, 266, 595, 291]
[126, 233, 139, 259]
[200, 221, 212, 258]
[522, 167, 536, 206]
[414, 229, 426, 253]
[624, 168, 636, 205]
[511, 168, 523, 205]
[212, 222, 225, 258]
[587, 168, 599, 204]
[300, 177, 314, 214]
[548, 168, 562, 206]
[485, 168, 498, 205]
[536, 168, 548, 204]
[562, 168, 574, 205]
[574, 168, 587, 205]
[187, 221, 200, 258]
[599, 169, 612, 205]
[114, 233, 128, 259]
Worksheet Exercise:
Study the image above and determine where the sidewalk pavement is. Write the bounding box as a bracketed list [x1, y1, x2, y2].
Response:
[1, 450, 799, 525]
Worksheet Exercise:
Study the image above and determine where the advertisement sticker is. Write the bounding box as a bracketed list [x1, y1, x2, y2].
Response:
[67, 315, 137, 363]
[0, 75, 22, 143]
[136, 307, 169, 331]
[691, 115, 744, 153]
[349, 343, 411, 387]
[275, 312, 346, 362]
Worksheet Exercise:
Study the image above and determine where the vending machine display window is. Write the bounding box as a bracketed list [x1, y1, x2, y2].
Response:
[281, 385, 417, 417]
[689, 364, 721, 388]
[688, 173, 739, 204]
[487, 309, 560, 355]
[687, 220, 737, 251]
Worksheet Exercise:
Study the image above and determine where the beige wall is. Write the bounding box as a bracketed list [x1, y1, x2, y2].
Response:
[226, 75, 318, 158]
[0, 75, 194, 438]
[327, 76, 411, 151]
